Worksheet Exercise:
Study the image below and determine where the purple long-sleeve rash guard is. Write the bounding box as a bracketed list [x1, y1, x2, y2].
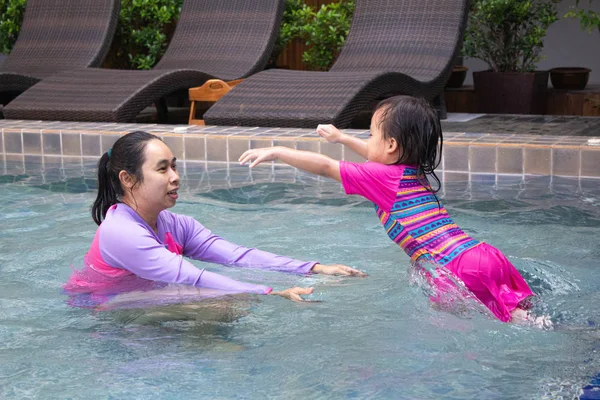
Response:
[81, 204, 317, 294]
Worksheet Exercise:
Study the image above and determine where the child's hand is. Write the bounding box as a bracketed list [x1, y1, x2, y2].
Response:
[270, 286, 314, 302]
[311, 263, 368, 277]
[239, 147, 280, 167]
[316, 124, 344, 143]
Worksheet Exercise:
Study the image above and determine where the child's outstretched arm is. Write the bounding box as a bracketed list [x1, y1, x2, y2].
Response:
[239, 146, 341, 182]
[317, 124, 368, 160]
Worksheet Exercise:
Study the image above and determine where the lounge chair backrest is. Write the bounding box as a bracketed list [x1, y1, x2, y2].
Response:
[330, 0, 469, 81]
[155, 0, 284, 80]
[1, 0, 119, 75]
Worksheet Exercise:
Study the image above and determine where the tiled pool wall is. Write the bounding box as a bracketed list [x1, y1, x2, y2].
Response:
[1, 122, 600, 181]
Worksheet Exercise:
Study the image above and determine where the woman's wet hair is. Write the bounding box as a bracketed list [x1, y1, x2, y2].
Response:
[375, 95, 443, 193]
[92, 131, 161, 225]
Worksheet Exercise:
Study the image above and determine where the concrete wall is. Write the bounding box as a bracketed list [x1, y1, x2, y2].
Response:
[464, 0, 600, 85]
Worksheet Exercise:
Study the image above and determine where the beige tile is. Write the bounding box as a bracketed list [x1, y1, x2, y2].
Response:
[497, 146, 523, 174]
[471, 173, 496, 183]
[343, 148, 366, 163]
[296, 140, 319, 153]
[250, 138, 273, 149]
[524, 147, 551, 175]
[62, 133, 81, 156]
[101, 134, 120, 154]
[81, 134, 101, 156]
[82, 156, 99, 165]
[580, 149, 600, 178]
[43, 156, 62, 168]
[163, 135, 184, 159]
[443, 144, 469, 172]
[469, 145, 496, 173]
[23, 131, 42, 154]
[62, 156, 83, 166]
[320, 142, 342, 160]
[552, 148, 580, 177]
[24, 155, 43, 173]
[184, 135, 206, 161]
[228, 137, 250, 162]
[206, 137, 228, 161]
[443, 172, 469, 181]
[5, 154, 24, 174]
[4, 131, 22, 153]
[273, 139, 296, 149]
[43, 133, 62, 155]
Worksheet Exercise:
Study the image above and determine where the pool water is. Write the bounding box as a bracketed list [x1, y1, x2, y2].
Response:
[1, 162, 599, 399]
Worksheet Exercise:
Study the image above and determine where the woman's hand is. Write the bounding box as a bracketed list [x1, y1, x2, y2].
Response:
[271, 286, 315, 302]
[311, 263, 367, 277]
[316, 124, 344, 143]
[239, 147, 281, 168]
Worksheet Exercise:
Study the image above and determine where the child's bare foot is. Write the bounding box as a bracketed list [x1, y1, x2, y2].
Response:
[510, 308, 553, 329]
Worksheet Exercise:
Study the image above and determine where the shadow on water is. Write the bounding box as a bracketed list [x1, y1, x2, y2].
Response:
[195, 182, 367, 208]
[32, 177, 97, 194]
[0, 174, 30, 184]
[445, 198, 600, 228]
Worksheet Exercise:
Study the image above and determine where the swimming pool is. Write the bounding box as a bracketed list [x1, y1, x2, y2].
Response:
[1, 160, 599, 399]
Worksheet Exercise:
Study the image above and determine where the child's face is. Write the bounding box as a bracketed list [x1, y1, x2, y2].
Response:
[367, 109, 400, 164]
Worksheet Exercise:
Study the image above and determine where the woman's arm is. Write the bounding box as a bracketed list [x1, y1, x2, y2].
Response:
[317, 124, 368, 160]
[178, 215, 366, 277]
[100, 225, 274, 294]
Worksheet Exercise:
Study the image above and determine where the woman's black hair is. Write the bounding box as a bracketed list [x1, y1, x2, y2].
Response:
[92, 131, 161, 225]
[375, 95, 443, 193]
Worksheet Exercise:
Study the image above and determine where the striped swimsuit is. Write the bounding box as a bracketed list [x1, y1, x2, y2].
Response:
[376, 166, 480, 265]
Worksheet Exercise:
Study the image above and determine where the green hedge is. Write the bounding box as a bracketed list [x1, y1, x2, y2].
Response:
[107, 0, 183, 70]
[0, 0, 26, 54]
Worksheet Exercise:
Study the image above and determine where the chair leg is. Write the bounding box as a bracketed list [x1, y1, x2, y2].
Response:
[433, 93, 447, 120]
[156, 97, 169, 123]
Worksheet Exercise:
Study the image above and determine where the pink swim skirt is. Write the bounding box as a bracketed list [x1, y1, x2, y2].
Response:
[441, 243, 534, 322]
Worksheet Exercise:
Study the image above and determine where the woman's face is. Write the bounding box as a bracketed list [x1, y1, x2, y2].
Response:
[126, 139, 180, 214]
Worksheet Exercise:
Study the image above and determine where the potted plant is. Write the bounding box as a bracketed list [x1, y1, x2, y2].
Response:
[551, 0, 600, 90]
[462, 0, 560, 114]
[445, 56, 469, 89]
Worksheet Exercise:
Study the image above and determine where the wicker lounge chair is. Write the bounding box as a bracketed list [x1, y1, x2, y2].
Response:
[203, 0, 469, 128]
[4, 0, 284, 122]
[0, 0, 119, 107]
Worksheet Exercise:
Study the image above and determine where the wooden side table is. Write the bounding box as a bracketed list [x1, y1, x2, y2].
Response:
[188, 79, 244, 125]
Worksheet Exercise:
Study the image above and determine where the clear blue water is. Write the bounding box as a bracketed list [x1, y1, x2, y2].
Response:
[1, 161, 599, 399]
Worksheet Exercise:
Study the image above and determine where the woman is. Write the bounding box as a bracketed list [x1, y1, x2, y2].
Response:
[64, 131, 365, 307]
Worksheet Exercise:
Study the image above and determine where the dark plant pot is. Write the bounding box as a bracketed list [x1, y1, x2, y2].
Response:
[473, 70, 549, 114]
[550, 67, 591, 90]
[445, 66, 468, 88]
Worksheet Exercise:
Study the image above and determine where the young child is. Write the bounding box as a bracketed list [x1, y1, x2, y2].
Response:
[239, 95, 544, 325]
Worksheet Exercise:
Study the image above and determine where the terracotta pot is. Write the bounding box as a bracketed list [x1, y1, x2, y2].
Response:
[473, 70, 549, 114]
[550, 67, 591, 91]
[445, 66, 468, 89]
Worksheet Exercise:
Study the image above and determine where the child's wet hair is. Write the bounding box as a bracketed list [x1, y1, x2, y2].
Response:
[92, 131, 161, 225]
[375, 95, 443, 192]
